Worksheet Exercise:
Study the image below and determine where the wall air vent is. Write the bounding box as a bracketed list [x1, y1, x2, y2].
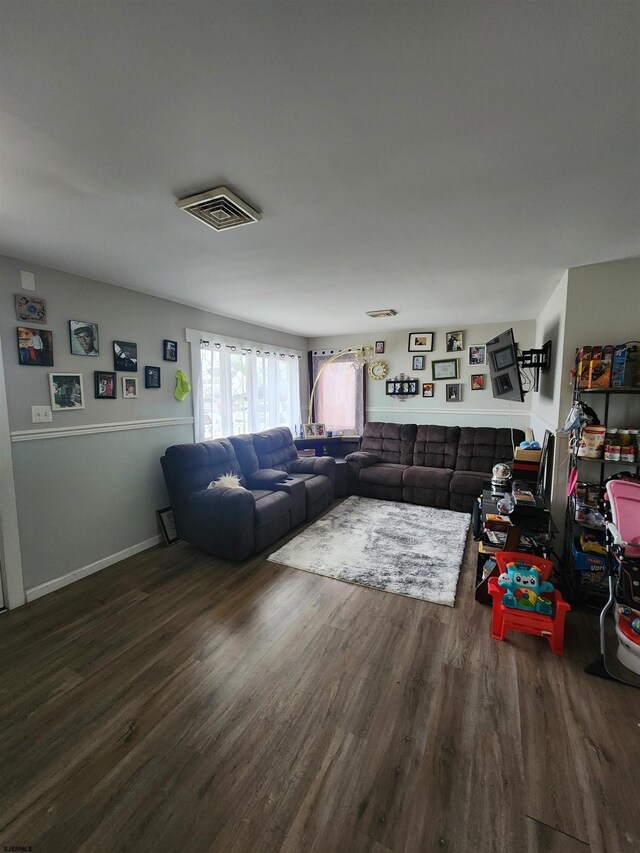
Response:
[365, 309, 397, 318]
[175, 186, 261, 232]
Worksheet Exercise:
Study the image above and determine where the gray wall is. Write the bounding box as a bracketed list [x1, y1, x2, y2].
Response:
[0, 254, 308, 591]
[309, 320, 535, 430]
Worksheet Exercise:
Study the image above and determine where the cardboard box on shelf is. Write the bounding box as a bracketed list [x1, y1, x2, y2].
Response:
[611, 341, 640, 388]
[514, 447, 542, 462]
[587, 344, 615, 388]
[576, 345, 592, 389]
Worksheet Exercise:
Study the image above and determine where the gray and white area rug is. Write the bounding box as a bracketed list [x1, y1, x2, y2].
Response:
[268, 496, 470, 606]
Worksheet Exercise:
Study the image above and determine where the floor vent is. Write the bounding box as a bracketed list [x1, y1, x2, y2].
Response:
[175, 186, 261, 232]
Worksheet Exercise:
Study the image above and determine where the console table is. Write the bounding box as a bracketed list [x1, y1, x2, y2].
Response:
[294, 435, 361, 497]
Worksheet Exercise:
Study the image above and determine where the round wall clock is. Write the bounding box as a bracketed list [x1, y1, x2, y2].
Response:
[368, 361, 388, 380]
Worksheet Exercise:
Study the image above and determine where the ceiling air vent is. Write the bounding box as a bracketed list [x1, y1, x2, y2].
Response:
[366, 309, 397, 318]
[175, 186, 261, 232]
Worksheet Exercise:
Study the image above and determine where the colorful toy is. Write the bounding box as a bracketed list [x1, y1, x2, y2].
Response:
[498, 559, 554, 615]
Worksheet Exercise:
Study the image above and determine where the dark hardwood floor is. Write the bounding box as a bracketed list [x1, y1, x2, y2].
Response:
[1, 514, 639, 853]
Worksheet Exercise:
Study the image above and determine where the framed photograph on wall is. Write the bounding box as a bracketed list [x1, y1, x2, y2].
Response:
[94, 371, 116, 399]
[49, 373, 84, 410]
[412, 355, 425, 371]
[15, 294, 46, 324]
[375, 340, 385, 354]
[17, 326, 54, 366]
[446, 331, 464, 352]
[156, 506, 180, 546]
[432, 358, 459, 380]
[113, 340, 138, 371]
[70, 320, 99, 356]
[471, 374, 485, 391]
[446, 383, 462, 402]
[145, 366, 161, 388]
[468, 344, 486, 365]
[163, 339, 178, 361]
[422, 383, 434, 398]
[408, 332, 434, 352]
[122, 376, 138, 398]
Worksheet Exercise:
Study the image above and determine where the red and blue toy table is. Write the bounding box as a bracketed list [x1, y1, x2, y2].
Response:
[488, 552, 571, 656]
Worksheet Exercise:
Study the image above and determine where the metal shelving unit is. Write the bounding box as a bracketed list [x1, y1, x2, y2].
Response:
[563, 387, 640, 603]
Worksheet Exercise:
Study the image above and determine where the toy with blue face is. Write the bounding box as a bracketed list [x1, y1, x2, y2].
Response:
[498, 561, 554, 615]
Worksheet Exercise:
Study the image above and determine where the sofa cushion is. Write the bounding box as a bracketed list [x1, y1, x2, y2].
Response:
[403, 465, 453, 490]
[359, 422, 417, 465]
[454, 427, 523, 473]
[413, 425, 460, 469]
[252, 427, 299, 471]
[253, 490, 293, 528]
[162, 438, 244, 507]
[449, 471, 488, 513]
[360, 462, 408, 488]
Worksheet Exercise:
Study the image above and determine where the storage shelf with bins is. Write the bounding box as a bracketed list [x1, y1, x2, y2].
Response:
[563, 386, 640, 603]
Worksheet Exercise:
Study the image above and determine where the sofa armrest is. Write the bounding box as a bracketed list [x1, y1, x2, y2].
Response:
[290, 456, 336, 477]
[244, 468, 289, 488]
[345, 451, 379, 468]
[183, 487, 256, 560]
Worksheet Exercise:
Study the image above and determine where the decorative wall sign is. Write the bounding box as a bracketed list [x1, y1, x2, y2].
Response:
[15, 294, 47, 324]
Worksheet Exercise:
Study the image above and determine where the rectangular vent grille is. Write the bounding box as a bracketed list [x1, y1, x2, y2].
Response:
[366, 309, 397, 318]
[176, 186, 261, 232]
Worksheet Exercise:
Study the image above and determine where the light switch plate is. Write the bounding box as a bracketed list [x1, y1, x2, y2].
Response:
[32, 405, 52, 423]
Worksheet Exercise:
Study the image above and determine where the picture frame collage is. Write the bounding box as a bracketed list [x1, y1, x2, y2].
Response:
[388, 330, 488, 402]
[14, 294, 182, 410]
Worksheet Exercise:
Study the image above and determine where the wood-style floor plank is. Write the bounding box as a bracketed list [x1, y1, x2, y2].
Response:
[1, 515, 639, 852]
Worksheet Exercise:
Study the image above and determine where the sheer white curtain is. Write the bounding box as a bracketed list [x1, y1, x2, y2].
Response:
[186, 329, 301, 441]
[311, 350, 365, 434]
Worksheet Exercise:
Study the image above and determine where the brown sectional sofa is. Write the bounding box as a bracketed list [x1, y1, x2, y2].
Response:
[346, 422, 523, 513]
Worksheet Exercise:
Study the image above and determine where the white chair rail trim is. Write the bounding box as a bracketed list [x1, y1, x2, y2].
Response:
[11, 416, 194, 442]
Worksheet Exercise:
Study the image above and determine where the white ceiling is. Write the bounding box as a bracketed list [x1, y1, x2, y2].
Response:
[1, 1, 638, 337]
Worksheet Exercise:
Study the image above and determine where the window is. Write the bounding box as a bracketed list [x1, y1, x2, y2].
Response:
[311, 351, 365, 434]
[188, 329, 301, 440]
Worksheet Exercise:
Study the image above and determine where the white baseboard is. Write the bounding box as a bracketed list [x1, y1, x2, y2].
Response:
[25, 535, 163, 602]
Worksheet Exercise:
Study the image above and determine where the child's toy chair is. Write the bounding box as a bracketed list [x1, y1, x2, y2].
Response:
[488, 552, 570, 655]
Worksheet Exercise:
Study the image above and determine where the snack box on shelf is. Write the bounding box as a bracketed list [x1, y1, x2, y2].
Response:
[611, 341, 640, 388]
[576, 345, 592, 389]
[572, 541, 608, 572]
[587, 344, 615, 389]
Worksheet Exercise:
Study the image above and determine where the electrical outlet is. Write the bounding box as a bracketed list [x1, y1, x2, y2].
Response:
[32, 405, 52, 423]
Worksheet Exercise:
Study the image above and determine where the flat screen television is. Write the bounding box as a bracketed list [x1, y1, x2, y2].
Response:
[486, 328, 525, 402]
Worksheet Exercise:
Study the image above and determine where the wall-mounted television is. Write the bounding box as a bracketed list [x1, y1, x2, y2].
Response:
[486, 328, 525, 402]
